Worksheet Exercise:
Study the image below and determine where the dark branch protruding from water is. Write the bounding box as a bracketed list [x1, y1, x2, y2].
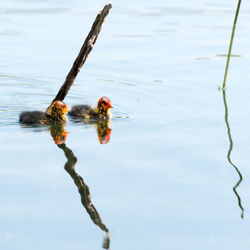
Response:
[52, 3, 112, 103]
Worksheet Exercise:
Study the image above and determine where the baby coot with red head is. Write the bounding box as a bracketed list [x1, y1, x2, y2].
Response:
[19, 101, 69, 125]
[68, 96, 112, 120]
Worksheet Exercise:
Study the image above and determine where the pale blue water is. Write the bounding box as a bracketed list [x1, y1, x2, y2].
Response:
[1, 0, 250, 249]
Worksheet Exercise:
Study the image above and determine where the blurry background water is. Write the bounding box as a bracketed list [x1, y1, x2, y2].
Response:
[1, 0, 250, 249]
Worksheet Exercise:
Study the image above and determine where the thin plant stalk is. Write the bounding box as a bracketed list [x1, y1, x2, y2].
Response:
[222, 0, 241, 89]
[221, 0, 244, 218]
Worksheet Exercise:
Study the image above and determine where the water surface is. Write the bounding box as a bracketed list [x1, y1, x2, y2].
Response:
[1, 0, 250, 249]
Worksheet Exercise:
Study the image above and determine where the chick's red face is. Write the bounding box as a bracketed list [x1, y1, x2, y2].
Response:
[100, 97, 112, 108]
[54, 101, 69, 113]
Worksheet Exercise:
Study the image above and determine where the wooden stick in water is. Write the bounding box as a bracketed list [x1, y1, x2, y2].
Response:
[52, 3, 112, 103]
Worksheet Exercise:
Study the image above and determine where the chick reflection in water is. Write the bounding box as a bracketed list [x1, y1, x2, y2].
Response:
[70, 119, 112, 145]
[95, 120, 112, 144]
[68, 96, 112, 144]
[49, 123, 110, 249]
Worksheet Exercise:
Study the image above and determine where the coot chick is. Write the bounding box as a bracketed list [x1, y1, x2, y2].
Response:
[68, 96, 112, 120]
[19, 101, 69, 125]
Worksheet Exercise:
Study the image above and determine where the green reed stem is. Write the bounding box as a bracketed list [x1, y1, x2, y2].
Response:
[222, 0, 242, 89]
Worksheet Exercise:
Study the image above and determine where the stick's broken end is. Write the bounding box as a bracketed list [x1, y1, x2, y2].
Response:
[107, 2, 112, 9]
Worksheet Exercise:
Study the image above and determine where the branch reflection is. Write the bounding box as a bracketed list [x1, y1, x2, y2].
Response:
[49, 123, 110, 248]
[222, 90, 244, 219]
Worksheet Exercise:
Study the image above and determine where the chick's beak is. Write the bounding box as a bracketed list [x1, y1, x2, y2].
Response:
[63, 105, 70, 113]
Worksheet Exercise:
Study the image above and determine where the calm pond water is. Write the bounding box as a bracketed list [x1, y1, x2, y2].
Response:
[1, 0, 250, 249]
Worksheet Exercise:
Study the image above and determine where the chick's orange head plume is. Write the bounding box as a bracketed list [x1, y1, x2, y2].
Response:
[53, 101, 70, 113]
[98, 96, 112, 108]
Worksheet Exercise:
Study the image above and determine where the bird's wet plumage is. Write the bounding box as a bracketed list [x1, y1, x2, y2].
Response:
[19, 111, 46, 125]
[19, 101, 69, 125]
[68, 96, 112, 120]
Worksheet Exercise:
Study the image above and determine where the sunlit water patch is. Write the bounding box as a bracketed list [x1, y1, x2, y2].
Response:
[1, 0, 250, 250]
